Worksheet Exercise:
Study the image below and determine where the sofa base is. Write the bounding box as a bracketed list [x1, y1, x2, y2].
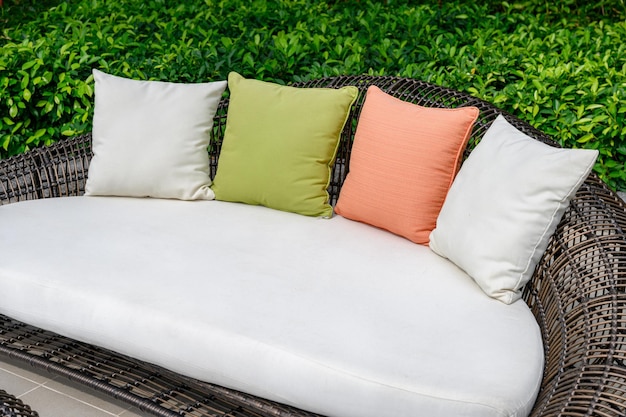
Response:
[0, 313, 320, 417]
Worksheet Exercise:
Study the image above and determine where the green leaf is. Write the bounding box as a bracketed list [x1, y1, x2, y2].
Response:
[25, 128, 46, 144]
[21, 60, 37, 71]
[1, 135, 10, 151]
[577, 133, 595, 143]
[590, 78, 599, 94]
[60, 41, 74, 55]
[42, 72, 53, 84]
[20, 74, 30, 90]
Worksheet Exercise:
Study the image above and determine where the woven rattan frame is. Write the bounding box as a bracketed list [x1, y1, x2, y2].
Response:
[0, 390, 39, 417]
[1, 75, 625, 416]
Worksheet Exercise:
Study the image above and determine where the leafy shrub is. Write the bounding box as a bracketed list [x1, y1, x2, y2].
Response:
[1, 0, 625, 190]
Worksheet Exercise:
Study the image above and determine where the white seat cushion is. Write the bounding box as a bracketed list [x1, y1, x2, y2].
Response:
[0, 197, 544, 417]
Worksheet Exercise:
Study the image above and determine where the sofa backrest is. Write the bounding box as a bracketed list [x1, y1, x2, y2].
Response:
[0, 75, 558, 206]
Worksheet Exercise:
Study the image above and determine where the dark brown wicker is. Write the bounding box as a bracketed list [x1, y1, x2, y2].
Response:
[0, 390, 38, 417]
[1, 75, 625, 417]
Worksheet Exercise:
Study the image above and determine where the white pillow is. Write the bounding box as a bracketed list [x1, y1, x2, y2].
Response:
[85, 69, 227, 200]
[429, 115, 599, 304]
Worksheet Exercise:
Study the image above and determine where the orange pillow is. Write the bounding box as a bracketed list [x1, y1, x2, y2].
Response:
[335, 86, 479, 244]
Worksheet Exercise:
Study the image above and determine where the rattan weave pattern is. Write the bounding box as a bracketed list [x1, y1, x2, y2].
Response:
[1, 75, 625, 416]
[0, 389, 38, 417]
[0, 315, 321, 417]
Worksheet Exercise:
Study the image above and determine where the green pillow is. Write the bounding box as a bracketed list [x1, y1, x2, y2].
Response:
[211, 72, 358, 217]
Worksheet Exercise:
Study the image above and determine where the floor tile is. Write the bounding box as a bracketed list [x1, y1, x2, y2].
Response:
[0, 368, 39, 397]
[41, 378, 129, 415]
[0, 356, 55, 385]
[19, 386, 117, 417]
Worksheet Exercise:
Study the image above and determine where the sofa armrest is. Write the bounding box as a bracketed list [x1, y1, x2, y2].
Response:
[0, 134, 92, 205]
[524, 172, 626, 416]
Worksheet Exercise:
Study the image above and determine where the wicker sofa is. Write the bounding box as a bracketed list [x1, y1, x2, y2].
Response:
[0, 75, 625, 417]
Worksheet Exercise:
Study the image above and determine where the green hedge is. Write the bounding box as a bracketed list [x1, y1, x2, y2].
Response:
[1, 0, 625, 190]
